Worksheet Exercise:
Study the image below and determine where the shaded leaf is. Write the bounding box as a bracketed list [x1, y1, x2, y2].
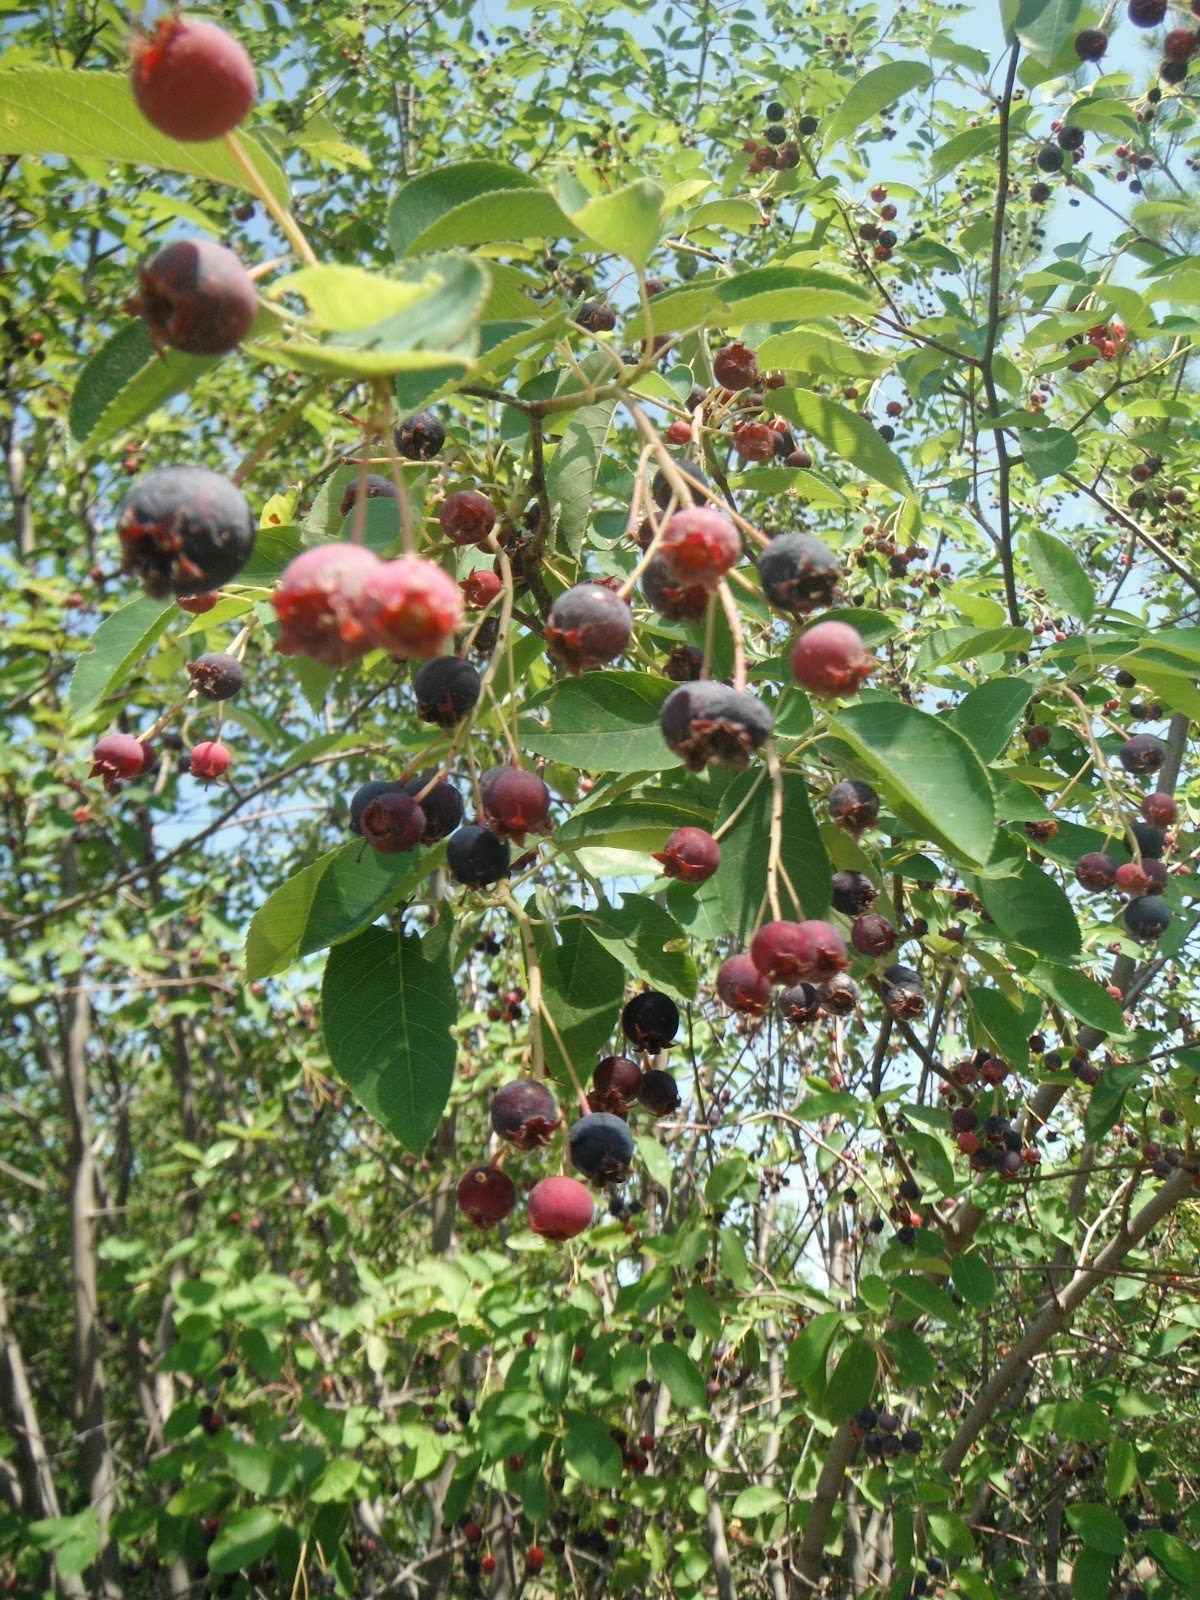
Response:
[208, 1507, 281, 1576]
[563, 1414, 623, 1488]
[68, 594, 173, 719]
[586, 895, 697, 1000]
[979, 862, 1082, 961]
[1026, 528, 1095, 620]
[823, 1337, 877, 1422]
[520, 672, 677, 773]
[772, 388, 915, 504]
[714, 768, 831, 941]
[650, 1342, 707, 1409]
[547, 401, 617, 558]
[70, 321, 218, 450]
[535, 920, 626, 1083]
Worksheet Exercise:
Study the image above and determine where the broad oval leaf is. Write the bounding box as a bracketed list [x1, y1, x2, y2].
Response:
[650, 1342, 708, 1409]
[69, 322, 217, 451]
[1025, 527, 1095, 621]
[713, 767, 831, 940]
[556, 175, 664, 268]
[208, 1507, 281, 1576]
[1065, 1505, 1127, 1558]
[388, 160, 545, 256]
[563, 1414, 623, 1488]
[823, 1337, 878, 1422]
[824, 60, 933, 146]
[68, 594, 173, 720]
[772, 388, 915, 505]
[979, 861, 1082, 961]
[520, 672, 678, 773]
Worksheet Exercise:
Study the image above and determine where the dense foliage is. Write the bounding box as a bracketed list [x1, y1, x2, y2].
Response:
[3, 1, 1200, 1598]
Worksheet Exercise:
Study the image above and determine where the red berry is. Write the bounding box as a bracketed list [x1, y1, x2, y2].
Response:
[463, 1521, 483, 1544]
[731, 420, 777, 462]
[666, 420, 693, 444]
[360, 555, 463, 659]
[870, 184, 888, 201]
[358, 789, 425, 854]
[456, 1165, 517, 1229]
[189, 740, 231, 782]
[480, 1556, 497, 1575]
[1142, 792, 1177, 827]
[528, 1176, 593, 1240]
[1075, 852, 1116, 890]
[659, 507, 741, 585]
[438, 489, 496, 546]
[1115, 861, 1152, 897]
[130, 15, 256, 142]
[480, 766, 552, 844]
[273, 543, 382, 666]
[717, 954, 773, 1014]
[750, 919, 847, 984]
[460, 569, 502, 608]
[525, 1546, 546, 1572]
[178, 590, 220, 614]
[652, 826, 721, 883]
[545, 582, 633, 672]
[592, 1055, 643, 1108]
[712, 342, 759, 390]
[791, 621, 873, 699]
[90, 734, 152, 789]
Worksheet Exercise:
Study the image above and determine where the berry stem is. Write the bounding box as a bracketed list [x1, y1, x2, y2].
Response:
[1059, 685, 1138, 852]
[700, 589, 718, 680]
[764, 740, 789, 923]
[222, 133, 319, 268]
[374, 380, 417, 556]
[715, 579, 746, 691]
[137, 694, 191, 743]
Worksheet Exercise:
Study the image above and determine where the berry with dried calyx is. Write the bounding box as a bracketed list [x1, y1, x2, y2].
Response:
[750, 919, 847, 984]
[546, 583, 633, 672]
[402, 773, 464, 842]
[1118, 733, 1166, 774]
[577, 301, 617, 333]
[820, 973, 860, 1015]
[360, 555, 463, 658]
[1075, 852, 1117, 890]
[358, 789, 425, 854]
[394, 410, 445, 460]
[622, 990, 680, 1052]
[1164, 26, 1198, 58]
[90, 734, 152, 790]
[491, 1080, 561, 1151]
[757, 532, 840, 616]
[637, 1069, 681, 1117]
[118, 466, 255, 598]
[830, 870, 878, 916]
[641, 554, 712, 622]
[457, 1165, 517, 1229]
[651, 457, 710, 511]
[177, 591, 219, 615]
[732, 420, 777, 462]
[413, 657, 480, 727]
[130, 14, 256, 142]
[664, 643, 705, 682]
[653, 826, 721, 884]
[592, 1055, 643, 1110]
[828, 779, 879, 835]
[659, 506, 741, 587]
[851, 913, 896, 957]
[273, 542, 381, 666]
[339, 474, 396, 518]
[882, 963, 926, 1017]
[349, 780, 402, 837]
[660, 681, 772, 772]
[189, 740, 231, 782]
[1074, 26, 1108, 57]
[446, 824, 510, 888]
[480, 766, 552, 844]
[461, 568, 502, 609]
[717, 954, 773, 1015]
[791, 620, 873, 698]
[569, 1112, 635, 1182]
[528, 1175, 593, 1240]
[1142, 792, 1177, 827]
[439, 490, 496, 546]
[187, 652, 244, 701]
[713, 341, 759, 390]
[134, 239, 257, 357]
[778, 982, 821, 1024]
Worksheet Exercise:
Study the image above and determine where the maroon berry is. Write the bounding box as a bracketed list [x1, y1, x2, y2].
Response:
[359, 789, 425, 854]
[757, 533, 840, 616]
[1074, 26, 1108, 58]
[713, 342, 759, 390]
[457, 1165, 517, 1229]
[1124, 895, 1171, 941]
[651, 458, 710, 511]
[491, 1080, 561, 1151]
[461, 568, 502, 608]
[731, 420, 777, 462]
[659, 506, 741, 587]
[1164, 25, 1198, 57]
[446, 824, 510, 888]
[1142, 791, 1177, 827]
[641, 554, 711, 621]
[1026, 725, 1052, 751]
[1075, 852, 1117, 890]
[1119, 734, 1166, 775]
[130, 15, 256, 142]
[272, 543, 381, 666]
[717, 954, 773, 1014]
[360, 556, 463, 659]
[750, 919, 847, 984]
[577, 301, 617, 333]
[439, 490, 496, 546]
[339, 474, 396, 518]
[118, 466, 255, 598]
[777, 982, 821, 1024]
[134, 239, 257, 357]
[593, 1055, 643, 1108]
[546, 583, 633, 672]
[528, 1176, 593, 1240]
[350, 779, 402, 837]
[90, 733, 152, 789]
[395, 410, 445, 461]
[664, 643, 705, 682]
[660, 681, 772, 772]
[1128, 821, 1165, 859]
[1128, 0, 1168, 25]
[177, 591, 219, 615]
[187, 651, 244, 701]
[189, 740, 231, 782]
[403, 774, 465, 842]
[653, 827, 721, 884]
[413, 656, 480, 727]
[622, 990, 680, 1052]
[882, 963, 926, 1018]
[830, 870, 877, 916]
[791, 620, 873, 699]
[851, 913, 896, 957]
[637, 1068, 681, 1117]
[569, 1111, 635, 1181]
[480, 767, 552, 844]
[820, 973, 860, 1015]
[828, 779, 879, 835]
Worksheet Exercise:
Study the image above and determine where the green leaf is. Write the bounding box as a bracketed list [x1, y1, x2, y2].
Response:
[773, 389, 915, 504]
[26, 1509, 100, 1578]
[757, 329, 891, 381]
[892, 1274, 957, 1323]
[244, 841, 442, 980]
[650, 1342, 708, 1409]
[1053, 1399, 1110, 1443]
[714, 768, 831, 941]
[968, 985, 1031, 1073]
[706, 1154, 750, 1209]
[208, 1507, 282, 1576]
[563, 1414, 623, 1488]
[535, 920, 626, 1084]
[546, 401, 618, 558]
[904, 1127, 958, 1196]
[1083, 1063, 1144, 1143]
[930, 123, 1000, 181]
[951, 1252, 998, 1309]
[786, 1312, 841, 1386]
[321, 927, 458, 1154]
[928, 1510, 975, 1559]
[586, 895, 697, 1000]
[1028, 962, 1125, 1036]
[1025, 529, 1096, 624]
[404, 190, 575, 256]
[1013, 0, 1084, 63]
[824, 61, 933, 146]
[1143, 1529, 1200, 1586]
[731, 1485, 785, 1518]
[827, 701, 997, 869]
[823, 1337, 877, 1422]
[1105, 1437, 1137, 1502]
[1020, 426, 1079, 485]
[946, 679, 1032, 764]
[979, 862, 1081, 961]
[388, 161, 552, 255]
[1066, 1505, 1128, 1557]
[520, 672, 677, 773]
[0, 70, 287, 203]
[308, 1458, 362, 1503]
[557, 798, 712, 854]
[556, 175, 664, 268]
[721, 265, 874, 324]
[67, 594, 173, 719]
[69, 321, 218, 450]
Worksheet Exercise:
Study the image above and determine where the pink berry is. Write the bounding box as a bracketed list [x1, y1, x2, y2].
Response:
[751, 918, 847, 984]
[659, 507, 741, 587]
[791, 621, 873, 699]
[652, 826, 721, 884]
[272, 543, 382, 667]
[130, 15, 256, 143]
[528, 1175, 593, 1240]
[480, 767, 553, 845]
[439, 490, 497, 546]
[716, 954, 773, 1014]
[90, 734, 152, 790]
[666, 420, 693, 445]
[360, 556, 464, 659]
[190, 740, 231, 781]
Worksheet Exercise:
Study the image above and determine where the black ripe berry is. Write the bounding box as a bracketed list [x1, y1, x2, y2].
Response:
[358, 789, 425, 854]
[637, 1069, 681, 1118]
[1127, 820, 1165, 860]
[339, 473, 397, 518]
[545, 583, 633, 672]
[777, 982, 821, 1024]
[569, 1111, 635, 1182]
[828, 779, 879, 835]
[1036, 145, 1064, 173]
[490, 1079, 562, 1150]
[413, 656, 481, 727]
[446, 824, 510, 888]
[1124, 896, 1171, 942]
[187, 651, 244, 701]
[350, 779, 403, 837]
[402, 773, 465, 842]
[820, 973, 860, 1014]
[664, 643, 705, 682]
[1057, 124, 1085, 151]
[830, 870, 878, 916]
[117, 466, 255, 598]
[1074, 26, 1108, 57]
[457, 1165, 517, 1229]
[1128, 0, 1167, 25]
[757, 532, 841, 616]
[766, 99, 786, 119]
[650, 457, 710, 511]
[622, 990, 680, 1053]
[134, 239, 258, 357]
[394, 410, 445, 460]
[660, 681, 772, 771]
[577, 301, 617, 333]
[882, 964, 926, 1018]
[1119, 733, 1166, 775]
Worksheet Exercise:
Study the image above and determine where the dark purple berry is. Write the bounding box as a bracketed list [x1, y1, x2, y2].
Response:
[1128, 821, 1165, 859]
[446, 824, 511, 888]
[777, 982, 821, 1024]
[757, 532, 841, 616]
[577, 301, 617, 333]
[622, 990, 680, 1053]
[828, 779, 879, 835]
[117, 466, 255, 597]
[402, 773, 465, 842]
[350, 779, 402, 836]
[1124, 896, 1171, 942]
[569, 1111, 635, 1181]
[395, 410, 445, 460]
[637, 1068, 681, 1118]
[660, 681, 772, 772]
[413, 657, 481, 727]
[1074, 26, 1108, 58]
[641, 554, 711, 622]
[546, 583, 633, 672]
[851, 913, 896, 957]
[491, 1080, 561, 1150]
[819, 973, 860, 1014]
[339, 473, 397, 518]
[1075, 852, 1116, 890]
[651, 458, 710, 511]
[830, 870, 878, 916]
[457, 1165, 517, 1228]
[1119, 734, 1166, 775]
[663, 643, 705, 682]
[187, 651, 244, 700]
[480, 766, 552, 844]
[592, 1055, 643, 1109]
[359, 790, 425, 854]
[134, 239, 257, 356]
